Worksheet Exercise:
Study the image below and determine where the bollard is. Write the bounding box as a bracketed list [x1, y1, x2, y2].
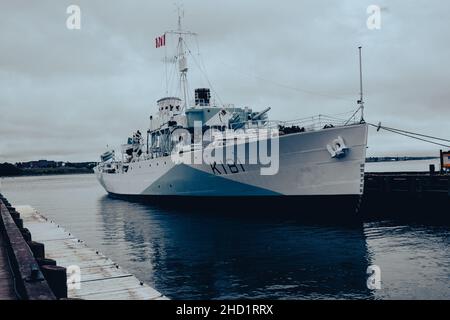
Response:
[27, 241, 45, 259]
[448, 178, 450, 196]
[430, 164, 436, 175]
[41, 265, 68, 299]
[10, 210, 20, 220]
[21, 228, 32, 242]
[29, 263, 44, 282]
[36, 258, 57, 267]
[14, 218, 24, 229]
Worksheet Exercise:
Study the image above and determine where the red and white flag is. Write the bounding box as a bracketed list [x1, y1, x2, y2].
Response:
[155, 34, 166, 48]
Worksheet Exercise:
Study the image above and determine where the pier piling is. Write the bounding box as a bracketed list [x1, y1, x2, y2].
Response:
[27, 241, 45, 260]
[21, 228, 32, 242]
[41, 265, 68, 299]
[0, 196, 56, 300]
[36, 258, 57, 267]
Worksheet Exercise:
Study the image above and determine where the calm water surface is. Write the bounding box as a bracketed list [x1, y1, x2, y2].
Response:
[0, 164, 448, 299]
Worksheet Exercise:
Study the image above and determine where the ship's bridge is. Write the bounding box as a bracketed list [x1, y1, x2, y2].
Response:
[149, 97, 185, 131]
[157, 97, 182, 116]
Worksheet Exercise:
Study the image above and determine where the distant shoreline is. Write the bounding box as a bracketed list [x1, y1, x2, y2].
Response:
[366, 156, 438, 162]
[0, 169, 94, 178]
[0, 157, 440, 178]
[0, 162, 95, 178]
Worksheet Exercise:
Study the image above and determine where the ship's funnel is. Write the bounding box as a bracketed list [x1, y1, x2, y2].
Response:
[195, 88, 211, 106]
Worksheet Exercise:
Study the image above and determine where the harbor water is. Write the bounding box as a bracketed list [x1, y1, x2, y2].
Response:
[0, 160, 448, 300]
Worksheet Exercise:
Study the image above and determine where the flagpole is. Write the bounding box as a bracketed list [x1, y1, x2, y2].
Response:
[358, 46, 365, 122]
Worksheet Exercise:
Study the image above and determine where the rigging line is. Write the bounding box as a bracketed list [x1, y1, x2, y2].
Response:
[344, 106, 363, 125]
[182, 39, 224, 106]
[320, 113, 354, 121]
[383, 128, 450, 148]
[168, 66, 177, 98]
[166, 62, 175, 96]
[185, 43, 224, 106]
[164, 39, 168, 95]
[370, 124, 450, 148]
[165, 33, 179, 96]
[217, 61, 355, 102]
[328, 109, 361, 117]
[284, 111, 352, 124]
[195, 35, 201, 57]
[164, 33, 176, 95]
[374, 124, 450, 143]
[195, 38, 213, 89]
[167, 51, 178, 96]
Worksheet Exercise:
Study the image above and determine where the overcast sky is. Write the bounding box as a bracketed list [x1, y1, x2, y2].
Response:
[1, 0, 449, 162]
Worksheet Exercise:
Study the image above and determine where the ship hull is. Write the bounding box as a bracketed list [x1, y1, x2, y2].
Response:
[107, 193, 362, 218]
[96, 124, 368, 205]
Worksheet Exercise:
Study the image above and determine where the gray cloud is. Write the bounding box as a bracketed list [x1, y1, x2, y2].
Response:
[1, 0, 449, 162]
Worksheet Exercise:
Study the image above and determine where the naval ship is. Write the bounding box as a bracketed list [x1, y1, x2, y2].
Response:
[95, 14, 369, 212]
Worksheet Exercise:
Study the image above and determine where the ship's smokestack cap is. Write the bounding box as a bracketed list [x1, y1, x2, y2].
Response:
[195, 88, 211, 106]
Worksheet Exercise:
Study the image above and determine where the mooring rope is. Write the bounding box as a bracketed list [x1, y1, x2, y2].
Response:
[368, 123, 450, 148]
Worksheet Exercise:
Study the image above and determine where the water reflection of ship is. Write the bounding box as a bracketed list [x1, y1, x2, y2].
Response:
[98, 196, 374, 299]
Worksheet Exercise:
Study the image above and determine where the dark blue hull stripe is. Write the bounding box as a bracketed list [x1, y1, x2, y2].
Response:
[142, 164, 281, 196]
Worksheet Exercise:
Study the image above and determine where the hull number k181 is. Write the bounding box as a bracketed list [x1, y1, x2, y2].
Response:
[210, 161, 245, 175]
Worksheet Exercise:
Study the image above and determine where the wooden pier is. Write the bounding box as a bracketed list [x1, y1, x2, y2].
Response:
[0, 197, 55, 300]
[0, 230, 17, 300]
[0, 193, 167, 300]
[17, 205, 168, 300]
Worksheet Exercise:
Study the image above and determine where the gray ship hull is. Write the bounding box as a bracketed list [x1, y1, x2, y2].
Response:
[96, 124, 368, 203]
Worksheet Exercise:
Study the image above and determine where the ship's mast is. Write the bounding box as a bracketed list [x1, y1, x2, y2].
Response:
[178, 12, 188, 109]
[165, 8, 196, 110]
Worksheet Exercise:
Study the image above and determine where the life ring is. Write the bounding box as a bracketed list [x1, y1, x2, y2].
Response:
[327, 136, 348, 158]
